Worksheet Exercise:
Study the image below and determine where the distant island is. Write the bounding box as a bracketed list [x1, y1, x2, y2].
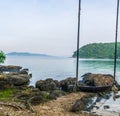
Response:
[6, 52, 54, 57]
[72, 42, 120, 59]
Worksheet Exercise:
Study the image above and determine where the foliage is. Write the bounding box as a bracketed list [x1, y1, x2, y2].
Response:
[0, 51, 6, 63]
[72, 42, 120, 59]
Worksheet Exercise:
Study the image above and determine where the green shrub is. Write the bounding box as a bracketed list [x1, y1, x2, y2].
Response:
[0, 51, 6, 63]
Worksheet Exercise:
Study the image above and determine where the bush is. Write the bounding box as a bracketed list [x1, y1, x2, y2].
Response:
[0, 51, 6, 63]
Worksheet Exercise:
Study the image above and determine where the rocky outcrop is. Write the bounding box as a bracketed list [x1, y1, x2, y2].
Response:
[36, 78, 59, 91]
[0, 73, 31, 88]
[71, 94, 93, 112]
[81, 73, 114, 86]
[0, 65, 22, 73]
[0, 65, 32, 89]
[8, 73, 31, 86]
[71, 97, 88, 112]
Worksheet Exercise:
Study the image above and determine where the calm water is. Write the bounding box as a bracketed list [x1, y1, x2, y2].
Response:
[4, 56, 120, 86]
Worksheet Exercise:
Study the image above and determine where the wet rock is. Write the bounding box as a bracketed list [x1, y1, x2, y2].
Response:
[82, 73, 114, 86]
[36, 78, 59, 91]
[94, 106, 99, 109]
[104, 105, 110, 109]
[60, 77, 76, 92]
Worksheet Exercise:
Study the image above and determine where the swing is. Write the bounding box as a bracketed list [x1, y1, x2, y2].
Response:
[76, 0, 120, 92]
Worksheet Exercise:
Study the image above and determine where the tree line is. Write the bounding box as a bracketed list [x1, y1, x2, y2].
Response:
[72, 42, 120, 59]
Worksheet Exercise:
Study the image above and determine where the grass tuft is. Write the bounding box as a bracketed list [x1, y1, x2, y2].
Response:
[0, 88, 16, 101]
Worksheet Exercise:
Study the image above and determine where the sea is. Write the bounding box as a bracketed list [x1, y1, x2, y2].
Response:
[4, 55, 120, 115]
[4, 55, 120, 86]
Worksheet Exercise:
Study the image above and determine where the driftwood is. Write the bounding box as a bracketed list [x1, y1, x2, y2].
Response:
[0, 102, 26, 111]
[26, 97, 35, 113]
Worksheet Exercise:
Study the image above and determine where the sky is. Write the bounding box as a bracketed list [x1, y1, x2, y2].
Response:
[0, 0, 119, 56]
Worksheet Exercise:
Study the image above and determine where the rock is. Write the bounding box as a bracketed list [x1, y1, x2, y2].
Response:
[19, 68, 29, 74]
[0, 65, 32, 88]
[36, 78, 59, 91]
[0, 73, 31, 89]
[71, 95, 89, 112]
[0, 80, 13, 89]
[49, 90, 66, 100]
[22, 68, 29, 71]
[0, 65, 22, 73]
[67, 85, 76, 92]
[30, 94, 46, 105]
[82, 73, 114, 86]
[104, 105, 110, 109]
[19, 70, 28, 74]
[17, 93, 30, 101]
[7, 74, 31, 86]
[116, 83, 120, 91]
[60, 77, 76, 92]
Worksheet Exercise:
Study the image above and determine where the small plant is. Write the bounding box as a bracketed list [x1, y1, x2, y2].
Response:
[0, 88, 16, 101]
[42, 92, 49, 100]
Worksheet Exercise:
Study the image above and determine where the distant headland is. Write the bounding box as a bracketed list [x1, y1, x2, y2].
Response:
[72, 42, 120, 59]
[6, 52, 54, 57]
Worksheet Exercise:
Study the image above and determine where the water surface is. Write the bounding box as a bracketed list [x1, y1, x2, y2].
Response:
[4, 56, 120, 85]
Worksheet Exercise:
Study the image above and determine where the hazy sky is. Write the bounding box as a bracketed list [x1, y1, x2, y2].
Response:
[0, 0, 119, 56]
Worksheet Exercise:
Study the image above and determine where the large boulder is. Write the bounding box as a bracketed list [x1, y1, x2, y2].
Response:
[36, 78, 59, 91]
[7, 73, 31, 86]
[71, 95, 90, 112]
[60, 77, 76, 92]
[0, 74, 12, 89]
[81, 73, 114, 86]
[0, 73, 31, 88]
[71, 93, 96, 112]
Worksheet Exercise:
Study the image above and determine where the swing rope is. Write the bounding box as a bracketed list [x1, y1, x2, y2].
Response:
[76, 0, 81, 87]
[114, 0, 119, 81]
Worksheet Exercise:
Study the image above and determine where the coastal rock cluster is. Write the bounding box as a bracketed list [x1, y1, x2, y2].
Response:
[0, 65, 118, 114]
[36, 77, 76, 92]
[81, 73, 114, 86]
[0, 65, 31, 89]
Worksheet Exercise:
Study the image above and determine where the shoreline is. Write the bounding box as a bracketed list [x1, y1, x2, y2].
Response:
[0, 65, 120, 116]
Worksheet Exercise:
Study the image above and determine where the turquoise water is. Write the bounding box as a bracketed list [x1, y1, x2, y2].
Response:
[4, 56, 120, 85]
